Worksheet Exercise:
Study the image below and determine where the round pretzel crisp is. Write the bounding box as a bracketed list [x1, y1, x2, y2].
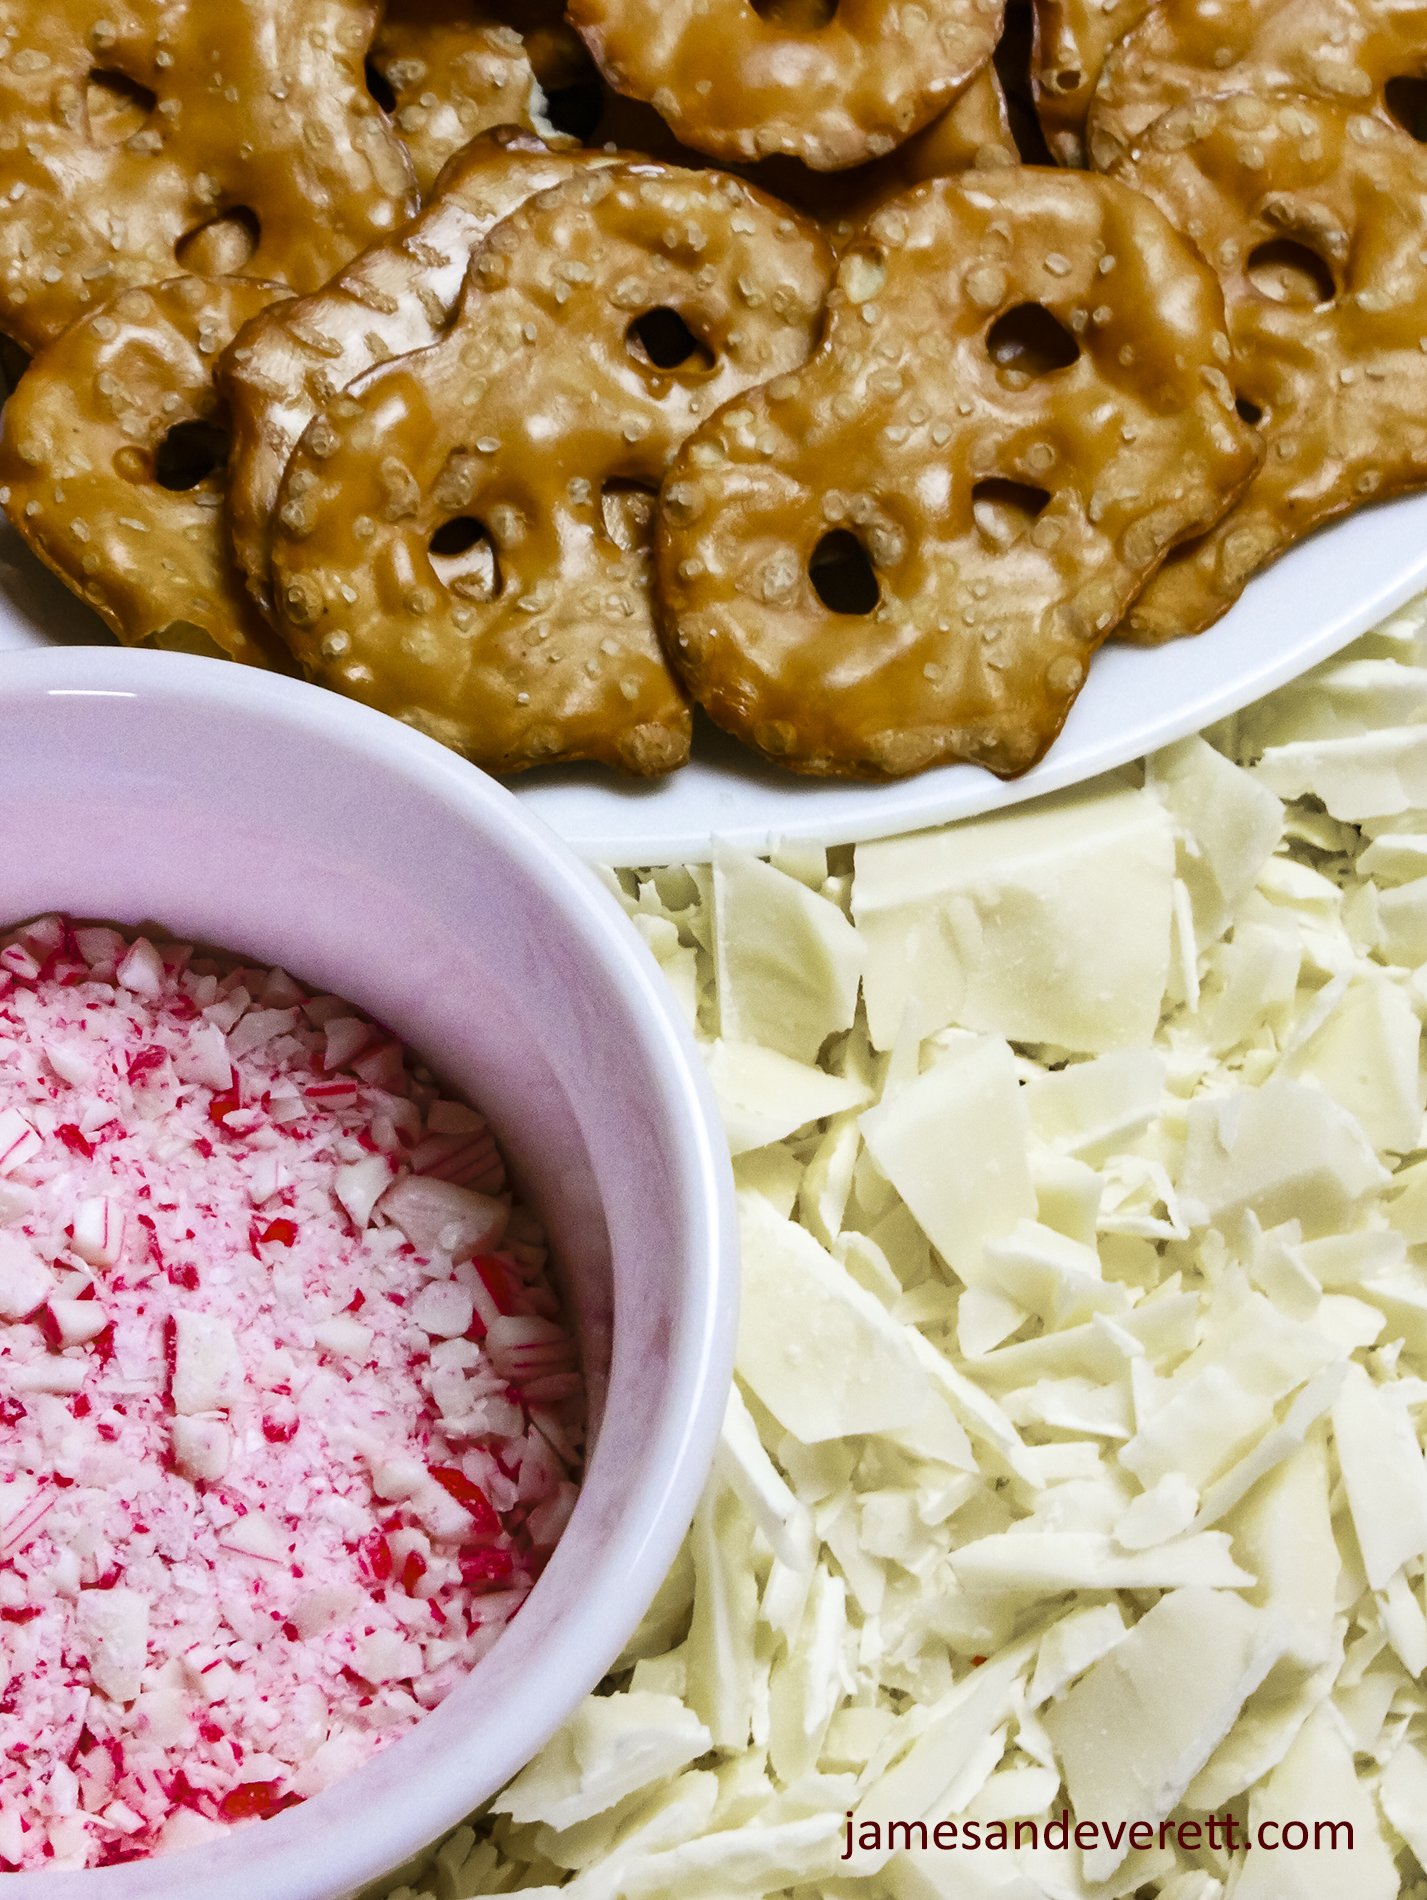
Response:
[267, 163, 835, 777]
[0, 275, 295, 669]
[0, 0, 417, 357]
[1107, 93, 1427, 643]
[566, 0, 1007, 170]
[656, 168, 1261, 781]
[1030, 0, 1153, 166]
[588, 66, 1016, 249]
[1087, 0, 1427, 173]
[219, 129, 617, 617]
[367, 3, 537, 197]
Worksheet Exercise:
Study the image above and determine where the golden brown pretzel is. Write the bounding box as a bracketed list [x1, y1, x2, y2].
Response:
[589, 66, 1016, 249]
[0, 2, 417, 356]
[1087, 0, 1427, 172]
[267, 163, 834, 776]
[656, 168, 1260, 780]
[367, 2, 538, 197]
[0, 276, 295, 669]
[219, 129, 616, 618]
[1108, 94, 1427, 642]
[1030, 0, 1153, 166]
[566, 0, 1007, 169]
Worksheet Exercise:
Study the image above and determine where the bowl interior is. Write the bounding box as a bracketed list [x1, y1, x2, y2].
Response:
[0, 651, 735, 1900]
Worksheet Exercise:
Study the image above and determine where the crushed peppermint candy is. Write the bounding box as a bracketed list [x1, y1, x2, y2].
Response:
[0, 914, 584, 1872]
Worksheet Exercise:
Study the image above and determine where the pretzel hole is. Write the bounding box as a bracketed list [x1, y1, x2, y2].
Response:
[810, 531, 880, 615]
[176, 209, 260, 277]
[751, 0, 839, 25]
[972, 479, 1050, 552]
[1246, 240, 1334, 307]
[154, 420, 230, 492]
[627, 309, 714, 374]
[600, 482, 657, 553]
[1047, 68, 1082, 94]
[986, 305, 1080, 385]
[86, 70, 157, 146]
[1236, 395, 1263, 426]
[364, 60, 398, 114]
[1386, 76, 1427, 141]
[429, 518, 500, 601]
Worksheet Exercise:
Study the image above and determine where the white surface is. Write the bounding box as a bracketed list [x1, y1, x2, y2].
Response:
[0, 648, 738, 1900]
[5, 493, 1427, 865]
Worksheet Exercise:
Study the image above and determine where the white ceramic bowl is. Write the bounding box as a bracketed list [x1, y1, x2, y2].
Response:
[0, 646, 737, 1900]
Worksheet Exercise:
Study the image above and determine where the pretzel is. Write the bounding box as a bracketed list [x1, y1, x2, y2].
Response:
[220, 129, 616, 618]
[0, 276, 296, 670]
[566, 0, 1007, 170]
[0, 2, 417, 357]
[367, 4, 538, 197]
[1030, 0, 1154, 166]
[656, 168, 1260, 780]
[1087, 0, 1427, 173]
[267, 163, 835, 776]
[590, 67, 1016, 248]
[1103, 94, 1427, 644]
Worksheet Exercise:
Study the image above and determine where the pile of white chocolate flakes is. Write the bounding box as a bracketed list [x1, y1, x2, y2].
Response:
[374, 588, 1427, 1900]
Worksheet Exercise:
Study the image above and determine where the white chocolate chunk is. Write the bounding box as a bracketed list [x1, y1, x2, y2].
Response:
[702, 1039, 869, 1156]
[950, 1531, 1252, 1596]
[1024, 1049, 1166, 1162]
[217, 1511, 286, 1561]
[1148, 734, 1284, 945]
[1236, 1704, 1397, 1899]
[76, 1587, 150, 1703]
[1252, 725, 1427, 821]
[1177, 1079, 1386, 1239]
[1121, 1364, 1275, 1494]
[1043, 1588, 1280, 1880]
[853, 775, 1173, 1053]
[170, 1310, 245, 1414]
[497, 1691, 713, 1831]
[1114, 1472, 1199, 1549]
[1330, 1360, 1427, 1590]
[1283, 976, 1421, 1153]
[291, 1584, 362, 1640]
[713, 841, 862, 1064]
[1379, 1737, 1427, 1878]
[356, 1628, 422, 1684]
[860, 1036, 1034, 1286]
[736, 1191, 927, 1442]
[1029, 1601, 1127, 1705]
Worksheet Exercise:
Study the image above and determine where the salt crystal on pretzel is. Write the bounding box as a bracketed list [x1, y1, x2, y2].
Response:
[1108, 94, 1427, 644]
[567, 0, 1007, 170]
[269, 162, 835, 776]
[368, 3, 537, 198]
[220, 129, 619, 617]
[657, 168, 1260, 781]
[0, 1, 417, 357]
[0, 275, 296, 669]
[1087, 0, 1427, 174]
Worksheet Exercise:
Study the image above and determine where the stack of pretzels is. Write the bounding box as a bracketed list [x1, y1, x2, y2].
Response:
[2, 0, 1425, 783]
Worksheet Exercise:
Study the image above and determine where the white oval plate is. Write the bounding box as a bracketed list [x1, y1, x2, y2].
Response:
[4, 494, 1426, 866]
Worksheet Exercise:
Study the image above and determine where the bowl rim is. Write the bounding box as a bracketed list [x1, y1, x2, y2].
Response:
[0, 647, 738, 1898]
